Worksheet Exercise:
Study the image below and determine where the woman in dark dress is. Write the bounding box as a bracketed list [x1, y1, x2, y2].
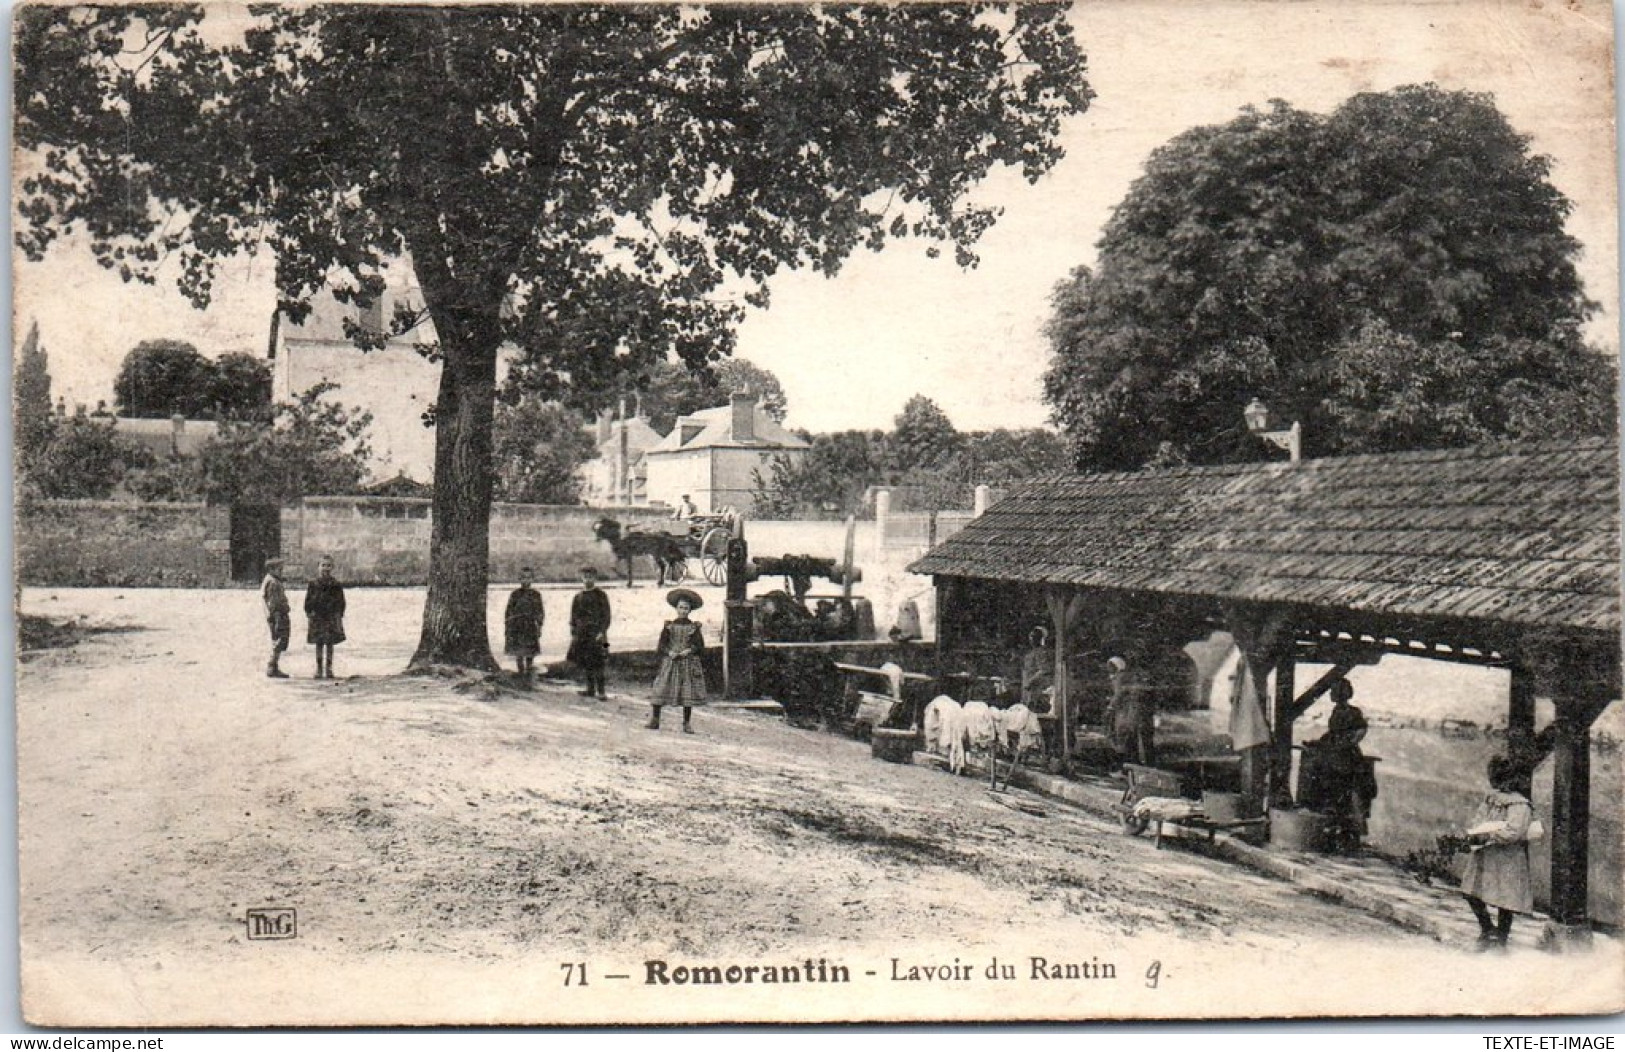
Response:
[648, 588, 706, 733]
[503, 567, 545, 679]
[304, 555, 347, 679]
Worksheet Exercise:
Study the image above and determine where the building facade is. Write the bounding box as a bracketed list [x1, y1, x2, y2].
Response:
[642, 391, 809, 514]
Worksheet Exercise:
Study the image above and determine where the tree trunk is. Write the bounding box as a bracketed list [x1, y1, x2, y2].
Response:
[408, 313, 502, 672]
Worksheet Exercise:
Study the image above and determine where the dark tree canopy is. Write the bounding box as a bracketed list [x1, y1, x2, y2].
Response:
[1042, 84, 1614, 470]
[15, 321, 55, 471]
[492, 395, 596, 506]
[113, 341, 273, 420]
[891, 394, 963, 471]
[208, 353, 275, 421]
[19, 4, 1091, 669]
[114, 340, 215, 419]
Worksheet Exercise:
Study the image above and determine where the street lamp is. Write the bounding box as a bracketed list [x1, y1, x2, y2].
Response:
[1244, 398, 1301, 463]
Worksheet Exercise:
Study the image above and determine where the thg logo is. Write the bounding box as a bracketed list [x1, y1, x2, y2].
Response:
[245, 908, 297, 940]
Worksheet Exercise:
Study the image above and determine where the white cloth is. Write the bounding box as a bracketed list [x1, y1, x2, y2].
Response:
[998, 703, 1044, 753]
[961, 701, 998, 751]
[922, 695, 966, 773]
[1133, 796, 1200, 822]
[878, 661, 904, 699]
[1227, 649, 1271, 752]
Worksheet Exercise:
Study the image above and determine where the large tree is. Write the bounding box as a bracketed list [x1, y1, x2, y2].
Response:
[18, 5, 1090, 670]
[890, 394, 963, 471]
[114, 341, 272, 420]
[113, 339, 216, 419]
[1043, 85, 1615, 470]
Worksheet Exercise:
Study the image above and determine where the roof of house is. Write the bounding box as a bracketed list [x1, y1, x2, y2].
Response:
[596, 417, 665, 457]
[113, 416, 220, 459]
[909, 438, 1621, 635]
[362, 472, 433, 499]
[645, 404, 810, 454]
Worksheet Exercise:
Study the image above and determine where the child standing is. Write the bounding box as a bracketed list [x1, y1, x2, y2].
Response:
[503, 567, 545, 679]
[648, 588, 707, 733]
[1459, 754, 1537, 950]
[304, 555, 347, 679]
[568, 567, 611, 698]
[261, 557, 291, 678]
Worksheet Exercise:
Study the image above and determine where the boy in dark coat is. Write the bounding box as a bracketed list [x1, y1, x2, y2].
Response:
[568, 567, 612, 698]
[503, 567, 545, 679]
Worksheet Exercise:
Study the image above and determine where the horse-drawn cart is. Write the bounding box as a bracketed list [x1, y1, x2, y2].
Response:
[592, 514, 734, 587]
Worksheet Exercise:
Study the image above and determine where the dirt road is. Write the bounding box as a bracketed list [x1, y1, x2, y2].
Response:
[17, 588, 1620, 1025]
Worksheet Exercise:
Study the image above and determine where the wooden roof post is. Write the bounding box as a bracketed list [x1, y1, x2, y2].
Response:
[1546, 689, 1611, 941]
[1508, 664, 1536, 738]
[1271, 645, 1297, 809]
[1225, 603, 1292, 817]
[1046, 587, 1088, 768]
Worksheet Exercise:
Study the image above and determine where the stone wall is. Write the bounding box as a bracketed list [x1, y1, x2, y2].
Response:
[282, 497, 671, 584]
[17, 500, 230, 587]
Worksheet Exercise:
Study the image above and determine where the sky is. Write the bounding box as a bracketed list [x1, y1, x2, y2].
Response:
[12, 0, 1620, 435]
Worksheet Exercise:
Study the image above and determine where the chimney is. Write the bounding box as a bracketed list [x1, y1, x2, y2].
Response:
[730, 390, 756, 443]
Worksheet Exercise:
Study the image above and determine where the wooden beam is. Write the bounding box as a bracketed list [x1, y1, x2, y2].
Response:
[1271, 648, 1297, 809]
[934, 578, 957, 657]
[1508, 665, 1536, 737]
[1548, 701, 1595, 927]
[1046, 587, 1089, 763]
[1286, 662, 1356, 723]
[1224, 603, 1294, 816]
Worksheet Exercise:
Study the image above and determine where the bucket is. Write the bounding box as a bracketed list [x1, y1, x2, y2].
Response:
[871, 727, 919, 764]
[1202, 791, 1244, 824]
[1270, 808, 1329, 852]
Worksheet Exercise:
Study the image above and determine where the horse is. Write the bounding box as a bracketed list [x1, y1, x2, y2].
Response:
[592, 518, 686, 588]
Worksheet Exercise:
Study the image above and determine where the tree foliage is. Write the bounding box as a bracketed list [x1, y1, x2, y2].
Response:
[18, 4, 1091, 668]
[1042, 85, 1614, 469]
[752, 418, 1068, 519]
[27, 416, 156, 500]
[112, 340, 273, 420]
[15, 321, 55, 474]
[890, 394, 963, 472]
[197, 384, 375, 505]
[114, 340, 215, 419]
[492, 395, 597, 506]
[637, 359, 789, 435]
[208, 353, 275, 421]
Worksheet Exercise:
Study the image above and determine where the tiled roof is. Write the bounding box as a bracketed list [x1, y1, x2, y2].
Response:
[910, 439, 1621, 634]
[645, 404, 809, 453]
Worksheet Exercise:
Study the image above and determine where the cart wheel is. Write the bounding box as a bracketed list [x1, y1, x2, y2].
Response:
[700, 527, 729, 585]
[666, 558, 689, 584]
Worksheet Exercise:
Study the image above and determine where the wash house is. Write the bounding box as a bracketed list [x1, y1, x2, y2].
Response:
[910, 438, 1620, 933]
